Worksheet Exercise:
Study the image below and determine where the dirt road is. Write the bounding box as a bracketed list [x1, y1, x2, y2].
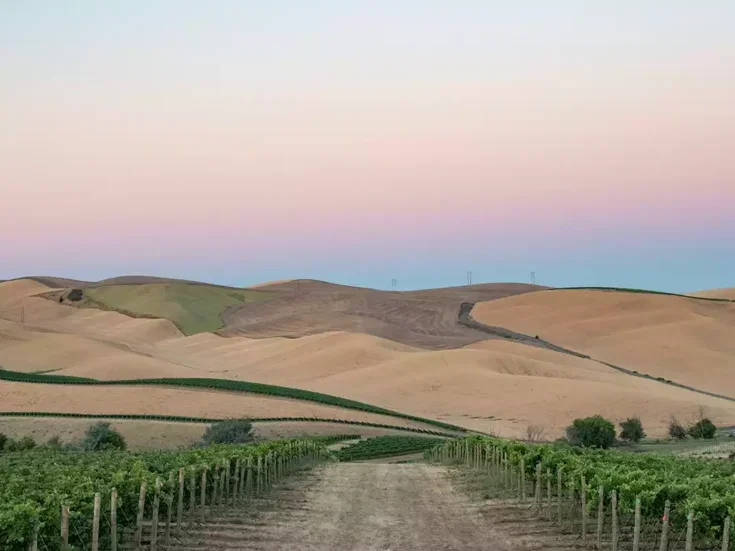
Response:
[180, 463, 517, 551]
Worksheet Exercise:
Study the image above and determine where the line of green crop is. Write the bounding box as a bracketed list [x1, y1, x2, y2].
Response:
[0, 411, 458, 437]
[0, 368, 466, 432]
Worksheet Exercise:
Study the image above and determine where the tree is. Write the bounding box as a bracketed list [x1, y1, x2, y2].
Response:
[566, 415, 616, 449]
[202, 418, 254, 445]
[668, 417, 687, 440]
[525, 424, 547, 443]
[0, 433, 7, 452]
[688, 418, 717, 439]
[619, 417, 646, 443]
[82, 422, 127, 451]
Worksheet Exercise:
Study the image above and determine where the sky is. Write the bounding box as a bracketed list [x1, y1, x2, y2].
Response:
[1, 1, 734, 291]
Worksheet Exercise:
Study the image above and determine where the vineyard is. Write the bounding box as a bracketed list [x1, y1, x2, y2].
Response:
[0, 368, 464, 432]
[0, 437, 337, 551]
[335, 436, 442, 462]
[426, 437, 735, 550]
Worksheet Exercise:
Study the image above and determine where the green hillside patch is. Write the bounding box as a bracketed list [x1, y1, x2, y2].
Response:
[335, 435, 442, 461]
[83, 283, 274, 335]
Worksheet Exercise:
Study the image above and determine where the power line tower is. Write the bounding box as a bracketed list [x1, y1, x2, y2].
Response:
[531, 271, 536, 285]
[466, 271, 472, 286]
[391, 279, 397, 291]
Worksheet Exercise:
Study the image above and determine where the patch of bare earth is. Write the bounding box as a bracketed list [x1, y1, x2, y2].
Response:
[172, 463, 574, 551]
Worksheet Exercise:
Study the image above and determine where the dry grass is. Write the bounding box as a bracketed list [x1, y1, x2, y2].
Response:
[472, 289, 735, 397]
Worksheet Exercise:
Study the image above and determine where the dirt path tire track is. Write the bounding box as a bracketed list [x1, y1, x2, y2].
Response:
[178, 463, 514, 551]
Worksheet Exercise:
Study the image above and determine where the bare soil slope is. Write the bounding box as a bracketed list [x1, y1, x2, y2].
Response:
[221, 279, 544, 349]
[472, 289, 735, 397]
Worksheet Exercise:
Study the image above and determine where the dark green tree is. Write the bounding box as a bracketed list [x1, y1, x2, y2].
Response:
[619, 417, 646, 443]
[82, 422, 127, 451]
[566, 415, 616, 449]
[668, 418, 687, 440]
[688, 418, 717, 439]
[202, 418, 254, 445]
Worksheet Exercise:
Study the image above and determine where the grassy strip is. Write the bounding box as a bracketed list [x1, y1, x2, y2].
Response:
[0, 368, 466, 432]
[551, 286, 733, 302]
[335, 435, 442, 461]
[0, 411, 459, 437]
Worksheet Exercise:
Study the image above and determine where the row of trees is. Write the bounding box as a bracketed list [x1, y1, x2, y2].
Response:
[562, 412, 719, 449]
[0, 418, 256, 454]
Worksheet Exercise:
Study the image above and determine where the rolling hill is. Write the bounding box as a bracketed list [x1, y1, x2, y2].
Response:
[471, 289, 735, 398]
[2, 278, 735, 440]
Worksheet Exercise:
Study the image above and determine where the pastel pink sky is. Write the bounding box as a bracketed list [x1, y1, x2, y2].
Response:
[1, 2, 734, 290]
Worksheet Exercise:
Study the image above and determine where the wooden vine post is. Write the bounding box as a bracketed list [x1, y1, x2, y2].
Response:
[28, 523, 39, 551]
[581, 475, 587, 537]
[177, 468, 185, 534]
[611, 490, 619, 551]
[189, 471, 196, 527]
[135, 482, 147, 550]
[596, 486, 604, 551]
[557, 469, 563, 525]
[233, 459, 241, 505]
[633, 498, 641, 551]
[199, 468, 207, 523]
[111, 489, 118, 551]
[534, 462, 542, 511]
[150, 477, 162, 551]
[722, 517, 731, 551]
[659, 500, 671, 551]
[685, 511, 693, 551]
[61, 505, 70, 551]
[546, 468, 552, 520]
[165, 472, 174, 548]
[246, 457, 253, 498]
[520, 457, 526, 503]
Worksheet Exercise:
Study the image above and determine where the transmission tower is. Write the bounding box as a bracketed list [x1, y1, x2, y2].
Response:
[391, 279, 397, 291]
[466, 271, 472, 286]
[531, 271, 536, 285]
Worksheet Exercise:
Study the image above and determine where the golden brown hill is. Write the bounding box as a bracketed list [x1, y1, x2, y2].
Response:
[471, 289, 735, 398]
[3, 280, 735, 438]
[691, 287, 735, 300]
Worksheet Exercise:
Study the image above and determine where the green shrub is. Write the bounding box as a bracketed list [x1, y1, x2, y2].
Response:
[67, 288, 84, 302]
[202, 418, 254, 445]
[668, 418, 687, 440]
[3, 436, 36, 452]
[0, 433, 7, 451]
[619, 417, 646, 443]
[566, 415, 616, 449]
[82, 422, 127, 451]
[687, 418, 716, 439]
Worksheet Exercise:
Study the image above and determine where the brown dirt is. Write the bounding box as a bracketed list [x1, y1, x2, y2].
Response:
[472, 289, 735, 397]
[174, 463, 520, 551]
[220, 279, 544, 349]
